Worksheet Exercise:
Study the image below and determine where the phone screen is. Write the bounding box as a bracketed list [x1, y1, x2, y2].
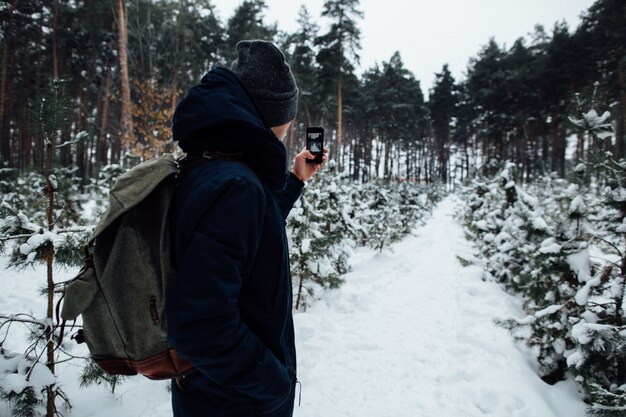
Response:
[306, 127, 324, 164]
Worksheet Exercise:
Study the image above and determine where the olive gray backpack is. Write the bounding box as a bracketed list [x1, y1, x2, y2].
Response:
[61, 154, 195, 379]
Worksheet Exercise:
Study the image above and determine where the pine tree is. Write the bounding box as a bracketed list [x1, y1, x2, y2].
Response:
[224, 0, 277, 63]
[116, 0, 132, 165]
[460, 100, 626, 414]
[315, 0, 363, 169]
[0, 81, 89, 417]
[429, 64, 457, 184]
[281, 6, 320, 157]
[288, 161, 352, 309]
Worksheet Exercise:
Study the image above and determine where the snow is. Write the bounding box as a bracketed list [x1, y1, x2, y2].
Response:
[0, 197, 587, 417]
[568, 109, 612, 131]
[515, 305, 563, 325]
[539, 238, 561, 254]
[48, 174, 58, 191]
[569, 195, 587, 215]
[566, 249, 592, 283]
[571, 320, 614, 346]
[293, 197, 585, 417]
[532, 216, 548, 231]
[575, 274, 602, 306]
[0, 359, 56, 396]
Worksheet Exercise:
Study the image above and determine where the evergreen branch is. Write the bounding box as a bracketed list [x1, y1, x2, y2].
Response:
[586, 300, 618, 308]
[55, 132, 89, 149]
[0, 320, 14, 345]
[0, 314, 49, 328]
[53, 349, 90, 364]
[53, 388, 72, 417]
[588, 255, 622, 270]
[0, 233, 37, 241]
[589, 234, 624, 258]
[25, 333, 55, 382]
[56, 227, 91, 234]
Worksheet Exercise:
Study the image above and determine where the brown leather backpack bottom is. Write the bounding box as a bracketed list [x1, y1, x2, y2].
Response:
[94, 348, 194, 380]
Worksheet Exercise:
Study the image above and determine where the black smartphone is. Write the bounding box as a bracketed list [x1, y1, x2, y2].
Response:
[306, 127, 324, 164]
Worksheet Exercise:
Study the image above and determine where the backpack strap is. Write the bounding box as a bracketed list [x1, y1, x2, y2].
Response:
[178, 151, 245, 171]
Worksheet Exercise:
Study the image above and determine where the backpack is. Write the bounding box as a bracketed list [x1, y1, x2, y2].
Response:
[61, 153, 201, 380]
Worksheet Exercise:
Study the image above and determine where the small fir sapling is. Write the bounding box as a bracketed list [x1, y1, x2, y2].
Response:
[287, 160, 441, 309]
[288, 160, 352, 309]
[0, 81, 90, 417]
[461, 99, 626, 415]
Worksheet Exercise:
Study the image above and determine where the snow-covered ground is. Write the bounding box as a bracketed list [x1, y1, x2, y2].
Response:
[1, 197, 588, 417]
[293, 196, 587, 417]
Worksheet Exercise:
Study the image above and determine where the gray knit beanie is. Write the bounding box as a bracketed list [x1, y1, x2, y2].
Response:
[231, 40, 299, 127]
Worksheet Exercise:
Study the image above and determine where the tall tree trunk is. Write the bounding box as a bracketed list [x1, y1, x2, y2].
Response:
[374, 135, 382, 178]
[353, 132, 361, 181]
[337, 73, 342, 170]
[405, 147, 410, 181]
[76, 82, 88, 182]
[303, 100, 312, 128]
[617, 60, 626, 159]
[98, 69, 112, 167]
[43, 92, 57, 417]
[52, 0, 60, 79]
[383, 129, 391, 179]
[551, 120, 566, 178]
[0, 0, 19, 165]
[18, 82, 31, 170]
[116, 0, 132, 164]
[170, 0, 185, 116]
[363, 126, 372, 182]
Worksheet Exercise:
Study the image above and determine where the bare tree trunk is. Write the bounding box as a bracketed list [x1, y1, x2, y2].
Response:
[170, 0, 185, 116]
[303, 101, 312, 128]
[116, 0, 132, 164]
[52, 0, 60, 79]
[551, 120, 566, 177]
[405, 148, 410, 181]
[383, 130, 391, 179]
[374, 136, 382, 179]
[34, 10, 45, 170]
[0, 0, 19, 165]
[76, 82, 89, 182]
[353, 132, 361, 181]
[18, 92, 31, 170]
[43, 95, 56, 417]
[99, 69, 112, 167]
[337, 73, 342, 170]
[617, 60, 626, 159]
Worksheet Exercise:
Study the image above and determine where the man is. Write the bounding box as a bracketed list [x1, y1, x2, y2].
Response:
[167, 40, 325, 417]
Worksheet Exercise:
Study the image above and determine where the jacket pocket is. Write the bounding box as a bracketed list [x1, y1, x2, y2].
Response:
[259, 380, 295, 416]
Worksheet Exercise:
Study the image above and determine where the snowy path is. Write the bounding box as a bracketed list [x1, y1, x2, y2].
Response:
[1, 197, 589, 417]
[292, 196, 587, 417]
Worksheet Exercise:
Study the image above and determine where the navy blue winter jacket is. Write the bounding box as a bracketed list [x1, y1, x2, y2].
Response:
[167, 67, 302, 417]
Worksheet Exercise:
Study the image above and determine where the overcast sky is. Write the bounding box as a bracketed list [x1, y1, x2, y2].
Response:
[210, 0, 596, 98]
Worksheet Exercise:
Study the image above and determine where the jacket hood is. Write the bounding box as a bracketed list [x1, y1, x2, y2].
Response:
[172, 67, 288, 189]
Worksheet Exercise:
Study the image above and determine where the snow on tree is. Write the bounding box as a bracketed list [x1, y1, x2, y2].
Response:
[289, 160, 441, 309]
[0, 82, 91, 417]
[461, 129, 626, 415]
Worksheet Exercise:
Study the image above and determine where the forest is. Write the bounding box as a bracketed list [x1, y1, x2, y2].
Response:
[0, 0, 624, 185]
[1, 1, 626, 416]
